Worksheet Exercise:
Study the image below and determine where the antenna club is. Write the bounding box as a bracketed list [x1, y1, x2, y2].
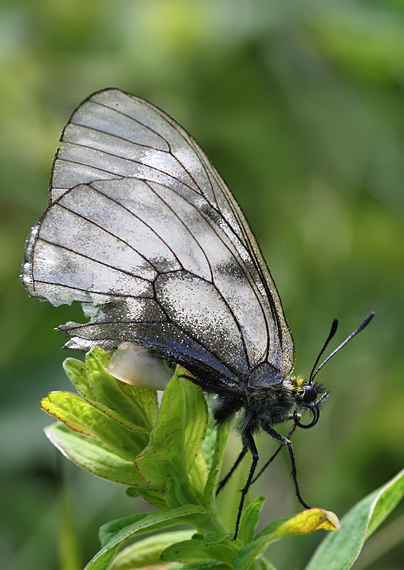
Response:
[311, 311, 375, 382]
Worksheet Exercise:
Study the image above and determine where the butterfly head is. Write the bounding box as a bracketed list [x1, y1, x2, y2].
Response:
[291, 376, 329, 429]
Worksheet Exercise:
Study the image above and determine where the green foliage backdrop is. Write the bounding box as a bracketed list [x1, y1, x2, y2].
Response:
[1, 1, 403, 569]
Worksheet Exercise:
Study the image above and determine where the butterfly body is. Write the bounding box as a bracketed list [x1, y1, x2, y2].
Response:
[215, 372, 293, 429]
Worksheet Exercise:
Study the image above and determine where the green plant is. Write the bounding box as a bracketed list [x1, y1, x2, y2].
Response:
[41, 348, 404, 569]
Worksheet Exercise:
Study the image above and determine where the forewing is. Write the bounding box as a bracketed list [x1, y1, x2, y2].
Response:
[22, 89, 294, 375]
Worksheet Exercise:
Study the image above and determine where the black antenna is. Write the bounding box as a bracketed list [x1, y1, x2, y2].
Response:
[309, 319, 339, 383]
[311, 312, 374, 382]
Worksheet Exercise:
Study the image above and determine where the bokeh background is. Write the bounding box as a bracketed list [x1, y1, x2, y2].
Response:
[1, 1, 404, 569]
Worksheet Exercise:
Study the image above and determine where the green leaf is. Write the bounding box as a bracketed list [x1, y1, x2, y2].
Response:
[233, 520, 284, 570]
[234, 510, 340, 570]
[160, 534, 237, 566]
[164, 471, 197, 510]
[43, 390, 148, 435]
[237, 496, 266, 545]
[201, 415, 220, 473]
[99, 513, 152, 547]
[126, 486, 167, 510]
[99, 504, 208, 544]
[86, 504, 209, 570]
[203, 532, 231, 545]
[85, 547, 120, 570]
[45, 423, 148, 486]
[42, 392, 148, 460]
[203, 420, 229, 507]
[305, 468, 404, 570]
[110, 530, 195, 569]
[365, 468, 404, 539]
[135, 374, 208, 503]
[189, 449, 208, 497]
[167, 562, 229, 570]
[85, 348, 158, 431]
[117, 381, 159, 429]
[63, 357, 94, 400]
[41, 393, 96, 438]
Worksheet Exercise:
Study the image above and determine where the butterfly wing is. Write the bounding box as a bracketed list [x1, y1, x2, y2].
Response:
[22, 89, 294, 383]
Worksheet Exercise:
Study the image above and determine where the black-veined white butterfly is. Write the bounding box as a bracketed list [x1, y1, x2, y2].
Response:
[21, 89, 373, 537]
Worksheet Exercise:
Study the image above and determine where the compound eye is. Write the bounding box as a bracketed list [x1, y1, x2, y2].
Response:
[302, 384, 317, 403]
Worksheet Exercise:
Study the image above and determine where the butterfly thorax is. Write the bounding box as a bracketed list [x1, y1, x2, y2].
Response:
[212, 363, 307, 435]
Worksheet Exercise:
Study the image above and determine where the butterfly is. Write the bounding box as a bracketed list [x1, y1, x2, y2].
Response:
[21, 89, 373, 537]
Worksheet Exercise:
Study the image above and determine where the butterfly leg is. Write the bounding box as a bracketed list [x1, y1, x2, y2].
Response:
[252, 424, 297, 484]
[233, 427, 259, 540]
[216, 447, 247, 496]
[262, 424, 310, 510]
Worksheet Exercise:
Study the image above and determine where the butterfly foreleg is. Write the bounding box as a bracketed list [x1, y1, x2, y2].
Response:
[262, 424, 310, 510]
[251, 423, 297, 484]
[233, 427, 259, 540]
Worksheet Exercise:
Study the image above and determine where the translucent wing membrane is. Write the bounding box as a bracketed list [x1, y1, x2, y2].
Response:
[22, 88, 294, 381]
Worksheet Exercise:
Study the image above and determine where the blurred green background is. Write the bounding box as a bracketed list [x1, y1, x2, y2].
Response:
[1, 0, 404, 569]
